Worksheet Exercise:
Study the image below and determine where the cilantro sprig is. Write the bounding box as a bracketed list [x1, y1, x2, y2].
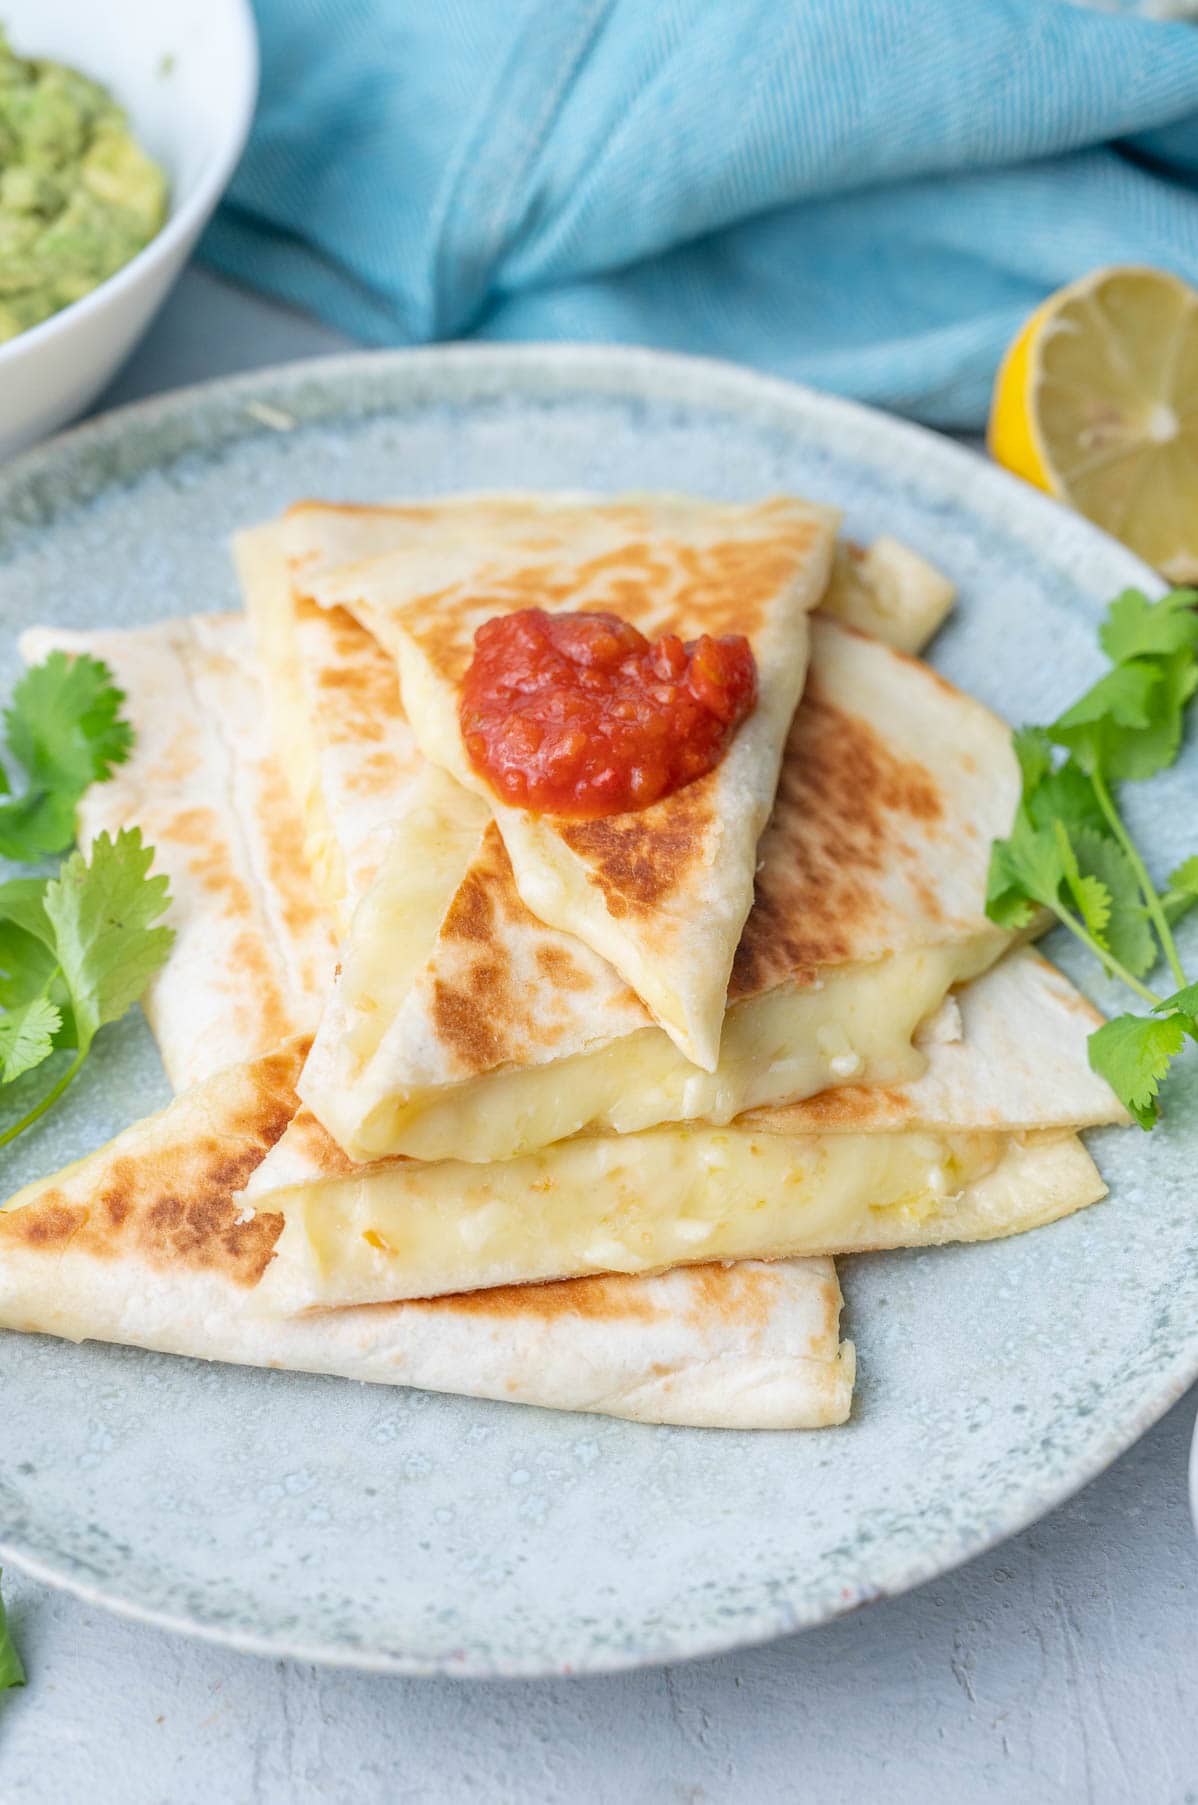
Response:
[987, 587, 1198, 1128]
[0, 657, 173, 1149]
[0, 1570, 24, 1691]
[0, 652, 133, 860]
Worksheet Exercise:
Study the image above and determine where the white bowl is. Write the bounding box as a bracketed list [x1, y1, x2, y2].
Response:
[0, 0, 258, 458]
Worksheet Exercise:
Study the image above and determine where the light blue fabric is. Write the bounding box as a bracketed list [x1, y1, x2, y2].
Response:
[204, 0, 1198, 427]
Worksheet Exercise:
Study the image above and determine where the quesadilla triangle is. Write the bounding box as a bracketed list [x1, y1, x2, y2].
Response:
[8, 614, 856, 1430]
[0, 1042, 854, 1429]
[246, 945, 1124, 1311]
[303, 493, 841, 1071]
[232, 521, 465, 932]
[298, 615, 1018, 1165]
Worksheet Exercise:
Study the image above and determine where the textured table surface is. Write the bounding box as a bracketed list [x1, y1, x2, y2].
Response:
[2, 268, 1197, 1805]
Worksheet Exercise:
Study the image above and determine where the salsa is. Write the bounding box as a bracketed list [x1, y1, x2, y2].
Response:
[460, 608, 758, 818]
[0, 29, 168, 344]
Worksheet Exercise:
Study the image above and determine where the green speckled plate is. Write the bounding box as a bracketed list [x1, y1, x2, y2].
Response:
[1, 345, 1195, 1678]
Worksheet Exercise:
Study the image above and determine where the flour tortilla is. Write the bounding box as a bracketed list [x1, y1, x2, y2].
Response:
[299, 493, 840, 1070]
[297, 614, 1018, 1162]
[0, 1041, 853, 1428]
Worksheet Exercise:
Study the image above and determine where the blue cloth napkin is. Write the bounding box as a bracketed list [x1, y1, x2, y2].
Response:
[204, 0, 1198, 428]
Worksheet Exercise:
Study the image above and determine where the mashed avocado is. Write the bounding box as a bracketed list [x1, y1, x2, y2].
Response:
[0, 29, 168, 342]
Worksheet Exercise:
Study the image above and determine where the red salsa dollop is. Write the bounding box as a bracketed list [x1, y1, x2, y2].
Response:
[460, 608, 758, 818]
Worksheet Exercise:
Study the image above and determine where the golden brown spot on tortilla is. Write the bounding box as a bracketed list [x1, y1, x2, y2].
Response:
[559, 771, 714, 915]
[427, 826, 644, 1073]
[910, 871, 946, 924]
[299, 600, 405, 751]
[0, 1043, 307, 1286]
[3, 1200, 85, 1249]
[161, 805, 219, 849]
[226, 928, 297, 1056]
[256, 760, 326, 940]
[345, 749, 403, 796]
[430, 978, 505, 1070]
[534, 943, 594, 990]
[731, 683, 945, 995]
[660, 533, 817, 638]
[161, 807, 255, 922]
[440, 863, 496, 944]
[157, 727, 201, 787]
[682, 1262, 782, 1329]
[754, 1084, 909, 1132]
[415, 1269, 661, 1323]
[282, 1108, 360, 1179]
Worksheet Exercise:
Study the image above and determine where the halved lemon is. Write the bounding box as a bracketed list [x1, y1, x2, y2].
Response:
[988, 266, 1198, 581]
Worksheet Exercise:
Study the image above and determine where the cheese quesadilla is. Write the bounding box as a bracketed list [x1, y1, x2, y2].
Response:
[298, 493, 840, 1071]
[0, 1041, 854, 1428]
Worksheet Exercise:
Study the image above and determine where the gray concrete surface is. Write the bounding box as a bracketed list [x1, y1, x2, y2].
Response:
[1, 267, 1196, 1805]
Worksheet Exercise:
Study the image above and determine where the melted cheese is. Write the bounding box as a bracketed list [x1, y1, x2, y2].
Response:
[254, 1124, 1100, 1313]
[343, 931, 1005, 1163]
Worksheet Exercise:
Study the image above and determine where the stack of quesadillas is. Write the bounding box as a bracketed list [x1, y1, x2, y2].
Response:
[0, 494, 1127, 1428]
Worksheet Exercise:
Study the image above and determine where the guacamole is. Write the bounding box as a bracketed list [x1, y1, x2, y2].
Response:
[0, 29, 168, 343]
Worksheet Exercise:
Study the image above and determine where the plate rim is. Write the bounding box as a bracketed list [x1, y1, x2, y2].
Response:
[0, 338, 1182, 1680]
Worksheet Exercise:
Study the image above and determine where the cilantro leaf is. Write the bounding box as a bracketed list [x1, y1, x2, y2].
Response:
[1048, 660, 1160, 774]
[0, 653, 132, 860]
[1161, 856, 1198, 927]
[0, 880, 77, 1040]
[1013, 726, 1054, 792]
[1109, 649, 1198, 783]
[1070, 826, 1158, 979]
[1100, 588, 1198, 664]
[0, 789, 79, 864]
[1051, 652, 1198, 785]
[1011, 728, 1108, 839]
[0, 994, 61, 1081]
[41, 828, 173, 1050]
[0, 877, 54, 1018]
[1154, 982, 1198, 1022]
[1054, 820, 1111, 945]
[0, 877, 54, 945]
[1088, 1011, 1191, 1129]
[1168, 856, 1198, 902]
[986, 808, 1067, 929]
[6, 652, 132, 794]
[1023, 757, 1108, 841]
[0, 1572, 24, 1690]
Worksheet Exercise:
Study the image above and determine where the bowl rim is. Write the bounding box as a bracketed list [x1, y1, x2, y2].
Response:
[0, 0, 259, 370]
